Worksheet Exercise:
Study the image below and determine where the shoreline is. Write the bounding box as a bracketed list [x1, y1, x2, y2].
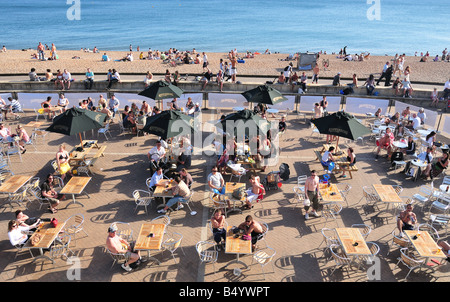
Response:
[0, 49, 449, 85]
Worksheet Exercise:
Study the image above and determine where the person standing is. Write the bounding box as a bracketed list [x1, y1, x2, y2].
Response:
[230, 55, 238, 83]
[51, 43, 57, 60]
[376, 61, 390, 85]
[202, 52, 208, 72]
[312, 64, 320, 84]
[37, 42, 45, 61]
[304, 170, 320, 220]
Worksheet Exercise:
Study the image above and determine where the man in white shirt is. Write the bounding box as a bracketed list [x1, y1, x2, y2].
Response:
[108, 95, 120, 118]
[147, 166, 165, 192]
[406, 113, 421, 131]
[62, 69, 72, 90]
[443, 79, 450, 100]
[148, 140, 166, 172]
[207, 166, 225, 195]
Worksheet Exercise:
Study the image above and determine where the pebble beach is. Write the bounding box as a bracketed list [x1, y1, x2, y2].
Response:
[0, 49, 448, 84]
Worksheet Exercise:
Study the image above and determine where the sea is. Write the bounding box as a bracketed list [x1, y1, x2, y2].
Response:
[0, 0, 449, 56]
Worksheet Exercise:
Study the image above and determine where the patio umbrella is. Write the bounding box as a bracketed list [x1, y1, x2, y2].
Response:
[241, 84, 288, 105]
[215, 109, 271, 137]
[311, 111, 371, 148]
[142, 110, 195, 140]
[138, 80, 184, 110]
[46, 107, 107, 145]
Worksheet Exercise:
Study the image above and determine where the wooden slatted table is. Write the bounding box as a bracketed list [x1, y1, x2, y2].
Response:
[224, 226, 252, 269]
[60, 176, 91, 208]
[225, 182, 246, 214]
[373, 184, 403, 211]
[0, 175, 33, 194]
[404, 230, 447, 266]
[69, 140, 99, 166]
[134, 223, 166, 264]
[319, 183, 344, 204]
[335, 228, 372, 258]
[23, 220, 66, 263]
[153, 179, 176, 208]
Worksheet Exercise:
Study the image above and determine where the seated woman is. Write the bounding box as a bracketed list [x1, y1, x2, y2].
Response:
[425, 152, 449, 180]
[375, 127, 394, 158]
[400, 136, 416, 155]
[16, 125, 30, 154]
[41, 96, 56, 120]
[340, 147, 356, 178]
[123, 111, 137, 134]
[8, 219, 41, 248]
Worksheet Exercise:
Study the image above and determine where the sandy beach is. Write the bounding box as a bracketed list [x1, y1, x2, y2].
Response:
[0, 49, 448, 84]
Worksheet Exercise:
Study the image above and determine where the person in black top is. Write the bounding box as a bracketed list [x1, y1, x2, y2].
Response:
[200, 69, 213, 91]
[428, 152, 449, 180]
[278, 116, 287, 133]
[40, 174, 64, 213]
[401, 136, 416, 155]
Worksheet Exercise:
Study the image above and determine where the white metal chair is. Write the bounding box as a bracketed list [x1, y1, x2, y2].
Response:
[351, 224, 372, 240]
[416, 223, 440, 240]
[252, 246, 276, 279]
[395, 248, 425, 279]
[323, 203, 342, 227]
[98, 122, 112, 140]
[178, 190, 196, 215]
[292, 186, 305, 208]
[429, 214, 450, 237]
[161, 231, 185, 264]
[25, 132, 37, 151]
[329, 244, 353, 276]
[5, 142, 22, 163]
[29, 186, 51, 210]
[151, 215, 171, 229]
[362, 186, 380, 211]
[319, 228, 339, 252]
[428, 193, 450, 215]
[387, 230, 411, 255]
[412, 185, 434, 211]
[339, 184, 352, 207]
[106, 248, 128, 269]
[34, 108, 46, 121]
[64, 214, 88, 247]
[297, 175, 307, 186]
[110, 222, 133, 242]
[196, 241, 218, 274]
[48, 234, 73, 263]
[357, 241, 380, 269]
[33, 129, 48, 144]
[210, 192, 228, 217]
[132, 189, 154, 215]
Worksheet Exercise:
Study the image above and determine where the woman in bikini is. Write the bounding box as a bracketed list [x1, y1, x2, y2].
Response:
[56, 144, 72, 181]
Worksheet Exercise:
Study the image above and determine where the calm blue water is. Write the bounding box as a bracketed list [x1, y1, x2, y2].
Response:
[0, 0, 448, 55]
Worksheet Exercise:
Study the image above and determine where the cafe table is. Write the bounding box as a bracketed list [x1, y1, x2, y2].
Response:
[225, 182, 246, 214]
[318, 183, 344, 205]
[68, 140, 99, 166]
[0, 175, 33, 208]
[224, 226, 253, 270]
[0, 175, 33, 194]
[60, 176, 91, 208]
[410, 159, 428, 182]
[404, 230, 447, 269]
[23, 220, 67, 264]
[134, 222, 166, 264]
[373, 184, 404, 211]
[153, 178, 177, 208]
[335, 227, 372, 265]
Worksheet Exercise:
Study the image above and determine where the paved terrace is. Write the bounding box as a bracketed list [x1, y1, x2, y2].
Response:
[0, 108, 449, 283]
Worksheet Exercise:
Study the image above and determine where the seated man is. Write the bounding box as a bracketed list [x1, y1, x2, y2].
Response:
[40, 174, 64, 214]
[157, 176, 191, 214]
[243, 174, 265, 210]
[397, 204, 417, 237]
[5, 97, 22, 120]
[405, 113, 421, 131]
[207, 166, 225, 195]
[278, 116, 287, 133]
[147, 166, 165, 192]
[106, 223, 142, 272]
[176, 148, 192, 172]
[237, 215, 264, 251]
[200, 69, 213, 91]
[147, 140, 166, 173]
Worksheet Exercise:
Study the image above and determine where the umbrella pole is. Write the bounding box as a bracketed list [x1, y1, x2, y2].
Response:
[79, 133, 83, 146]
